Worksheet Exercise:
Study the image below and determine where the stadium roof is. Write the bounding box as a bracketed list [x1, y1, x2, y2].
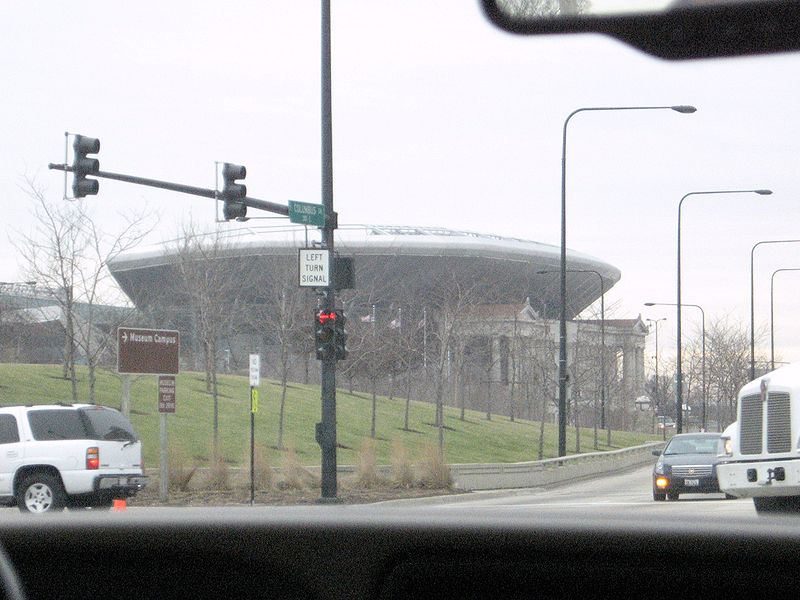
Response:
[108, 224, 621, 319]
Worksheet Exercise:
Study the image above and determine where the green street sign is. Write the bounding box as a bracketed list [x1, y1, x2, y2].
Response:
[288, 200, 326, 227]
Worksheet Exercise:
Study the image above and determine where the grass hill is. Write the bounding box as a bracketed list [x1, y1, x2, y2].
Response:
[0, 363, 659, 468]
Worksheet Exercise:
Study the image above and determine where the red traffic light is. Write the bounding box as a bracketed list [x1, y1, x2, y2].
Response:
[317, 310, 337, 324]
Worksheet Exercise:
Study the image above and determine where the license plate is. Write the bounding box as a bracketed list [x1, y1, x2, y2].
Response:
[684, 478, 700, 487]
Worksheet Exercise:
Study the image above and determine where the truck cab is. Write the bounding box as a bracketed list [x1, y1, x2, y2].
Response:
[717, 363, 800, 513]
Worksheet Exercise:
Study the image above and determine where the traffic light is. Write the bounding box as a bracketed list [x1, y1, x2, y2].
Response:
[72, 135, 100, 198]
[334, 310, 347, 360]
[221, 163, 247, 221]
[315, 310, 336, 361]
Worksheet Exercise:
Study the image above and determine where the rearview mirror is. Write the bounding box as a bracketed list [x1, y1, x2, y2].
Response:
[480, 0, 800, 59]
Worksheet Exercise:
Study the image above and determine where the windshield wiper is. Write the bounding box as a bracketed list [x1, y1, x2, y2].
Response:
[104, 426, 136, 443]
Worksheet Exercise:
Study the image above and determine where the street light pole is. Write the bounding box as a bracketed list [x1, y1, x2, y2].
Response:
[538, 268, 606, 448]
[750, 239, 800, 379]
[559, 104, 695, 457]
[646, 317, 667, 440]
[676, 189, 770, 433]
[646, 302, 705, 430]
[770, 268, 800, 371]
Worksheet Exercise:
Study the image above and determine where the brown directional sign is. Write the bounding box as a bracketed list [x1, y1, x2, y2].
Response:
[117, 327, 180, 375]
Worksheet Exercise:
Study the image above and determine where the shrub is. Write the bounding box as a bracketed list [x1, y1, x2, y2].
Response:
[168, 445, 197, 492]
[391, 439, 414, 488]
[280, 447, 316, 490]
[417, 444, 453, 489]
[356, 438, 379, 488]
[206, 451, 231, 491]
[241, 443, 273, 491]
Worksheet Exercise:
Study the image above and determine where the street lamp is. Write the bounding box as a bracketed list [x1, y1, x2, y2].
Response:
[770, 268, 800, 371]
[676, 188, 771, 433]
[559, 104, 696, 457]
[646, 302, 706, 431]
[646, 317, 667, 440]
[538, 268, 607, 448]
[750, 239, 800, 379]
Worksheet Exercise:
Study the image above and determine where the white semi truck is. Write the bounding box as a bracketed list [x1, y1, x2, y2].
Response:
[717, 362, 800, 513]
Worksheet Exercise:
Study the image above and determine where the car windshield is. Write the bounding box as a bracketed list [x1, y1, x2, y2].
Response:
[2, 0, 799, 527]
[664, 436, 720, 455]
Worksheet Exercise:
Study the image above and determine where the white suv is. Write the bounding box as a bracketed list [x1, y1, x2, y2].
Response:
[0, 404, 148, 513]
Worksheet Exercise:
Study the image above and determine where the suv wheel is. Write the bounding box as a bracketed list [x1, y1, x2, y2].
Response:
[17, 473, 66, 514]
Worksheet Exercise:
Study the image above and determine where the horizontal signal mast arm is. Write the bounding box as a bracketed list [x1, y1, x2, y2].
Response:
[47, 163, 289, 217]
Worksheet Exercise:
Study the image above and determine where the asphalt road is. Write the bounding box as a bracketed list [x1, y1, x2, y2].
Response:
[0, 464, 762, 521]
[388, 463, 760, 520]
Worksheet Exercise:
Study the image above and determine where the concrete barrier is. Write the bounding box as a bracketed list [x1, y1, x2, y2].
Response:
[448, 442, 666, 491]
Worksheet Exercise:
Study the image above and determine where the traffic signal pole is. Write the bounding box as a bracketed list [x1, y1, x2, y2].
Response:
[46, 164, 290, 217]
[50, 0, 341, 501]
[318, 0, 338, 501]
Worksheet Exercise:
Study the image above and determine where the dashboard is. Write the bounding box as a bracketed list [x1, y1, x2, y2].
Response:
[1, 508, 800, 599]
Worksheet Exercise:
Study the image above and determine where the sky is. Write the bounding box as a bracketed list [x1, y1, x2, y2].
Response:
[2, 1, 800, 368]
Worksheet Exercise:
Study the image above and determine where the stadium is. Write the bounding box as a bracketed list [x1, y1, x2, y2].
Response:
[106, 224, 622, 320]
[101, 224, 651, 429]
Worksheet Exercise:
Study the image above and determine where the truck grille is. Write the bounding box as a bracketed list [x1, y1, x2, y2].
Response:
[767, 392, 792, 453]
[740, 394, 763, 455]
[671, 465, 713, 477]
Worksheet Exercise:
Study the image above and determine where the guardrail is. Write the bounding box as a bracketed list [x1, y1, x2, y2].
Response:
[448, 442, 665, 491]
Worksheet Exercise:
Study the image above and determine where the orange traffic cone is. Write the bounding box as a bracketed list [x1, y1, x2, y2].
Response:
[112, 499, 127, 512]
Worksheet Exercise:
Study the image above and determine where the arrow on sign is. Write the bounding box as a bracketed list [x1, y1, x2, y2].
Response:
[122, 332, 128, 343]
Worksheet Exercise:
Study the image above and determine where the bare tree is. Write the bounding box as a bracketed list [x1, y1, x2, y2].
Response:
[15, 180, 152, 403]
[344, 310, 390, 439]
[248, 260, 313, 449]
[427, 275, 480, 455]
[704, 316, 764, 429]
[531, 321, 558, 459]
[15, 182, 86, 401]
[174, 225, 245, 454]
[72, 206, 152, 403]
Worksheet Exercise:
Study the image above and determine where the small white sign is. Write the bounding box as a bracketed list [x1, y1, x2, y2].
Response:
[249, 354, 260, 387]
[298, 249, 330, 288]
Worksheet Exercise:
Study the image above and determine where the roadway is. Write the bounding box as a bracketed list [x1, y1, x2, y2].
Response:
[390, 463, 760, 519]
[0, 464, 763, 521]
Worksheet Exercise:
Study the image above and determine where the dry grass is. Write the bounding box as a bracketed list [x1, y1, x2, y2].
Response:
[279, 447, 317, 490]
[252, 443, 273, 490]
[356, 438, 380, 488]
[167, 445, 197, 492]
[238, 443, 273, 490]
[417, 444, 453, 489]
[391, 439, 414, 488]
[206, 450, 231, 491]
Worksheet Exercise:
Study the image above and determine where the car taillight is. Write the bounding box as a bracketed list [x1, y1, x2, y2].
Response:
[86, 446, 100, 470]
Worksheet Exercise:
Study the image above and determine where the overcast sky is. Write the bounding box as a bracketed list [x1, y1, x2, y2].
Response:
[3, 1, 800, 368]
